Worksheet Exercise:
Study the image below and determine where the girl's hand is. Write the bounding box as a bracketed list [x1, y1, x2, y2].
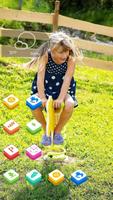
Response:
[41, 97, 47, 108]
[54, 98, 64, 109]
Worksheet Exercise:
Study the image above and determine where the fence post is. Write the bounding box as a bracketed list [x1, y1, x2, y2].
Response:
[53, 0, 60, 32]
[18, 0, 23, 10]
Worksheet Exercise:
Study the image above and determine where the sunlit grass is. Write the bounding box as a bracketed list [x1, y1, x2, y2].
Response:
[0, 60, 113, 200]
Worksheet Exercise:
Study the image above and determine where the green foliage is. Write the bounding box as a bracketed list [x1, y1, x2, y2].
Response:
[1, 0, 110, 11]
[0, 59, 113, 199]
[83, 51, 113, 61]
[1, 0, 50, 12]
[63, 8, 113, 26]
[0, 20, 23, 29]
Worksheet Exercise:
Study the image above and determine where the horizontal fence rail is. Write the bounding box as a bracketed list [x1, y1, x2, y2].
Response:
[1, 29, 113, 56]
[0, 8, 53, 24]
[0, 28, 50, 40]
[73, 38, 113, 56]
[0, 8, 113, 37]
[59, 15, 113, 38]
[1, 45, 113, 71]
[83, 57, 113, 71]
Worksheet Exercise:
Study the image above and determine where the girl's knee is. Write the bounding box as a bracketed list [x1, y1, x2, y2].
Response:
[64, 100, 74, 112]
[31, 106, 43, 114]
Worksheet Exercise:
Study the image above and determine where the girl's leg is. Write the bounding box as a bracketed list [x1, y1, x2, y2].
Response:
[31, 107, 46, 132]
[32, 108, 51, 146]
[54, 94, 74, 134]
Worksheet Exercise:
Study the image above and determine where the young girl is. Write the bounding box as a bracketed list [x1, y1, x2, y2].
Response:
[29, 31, 79, 146]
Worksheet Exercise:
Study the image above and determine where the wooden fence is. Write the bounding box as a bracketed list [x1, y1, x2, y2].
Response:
[0, 1, 113, 71]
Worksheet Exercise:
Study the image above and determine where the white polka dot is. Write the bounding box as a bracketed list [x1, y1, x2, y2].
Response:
[73, 83, 75, 87]
[33, 86, 36, 89]
[51, 76, 56, 80]
[71, 91, 74, 94]
[45, 80, 48, 83]
[56, 82, 60, 86]
[49, 86, 52, 90]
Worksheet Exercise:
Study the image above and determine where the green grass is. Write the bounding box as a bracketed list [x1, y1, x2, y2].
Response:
[83, 51, 113, 61]
[0, 59, 113, 200]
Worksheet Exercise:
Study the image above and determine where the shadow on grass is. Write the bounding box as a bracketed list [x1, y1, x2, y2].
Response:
[12, 160, 72, 200]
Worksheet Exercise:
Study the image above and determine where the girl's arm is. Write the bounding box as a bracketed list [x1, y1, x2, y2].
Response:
[37, 53, 48, 100]
[58, 56, 76, 101]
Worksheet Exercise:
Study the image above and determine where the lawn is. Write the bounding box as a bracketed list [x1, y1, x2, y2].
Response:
[0, 59, 113, 200]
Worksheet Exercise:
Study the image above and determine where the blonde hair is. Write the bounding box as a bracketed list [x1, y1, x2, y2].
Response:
[27, 31, 82, 68]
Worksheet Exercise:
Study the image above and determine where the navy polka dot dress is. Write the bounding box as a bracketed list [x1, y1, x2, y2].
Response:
[31, 51, 78, 106]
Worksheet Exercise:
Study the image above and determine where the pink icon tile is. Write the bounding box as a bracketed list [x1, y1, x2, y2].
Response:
[26, 145, 42, 160]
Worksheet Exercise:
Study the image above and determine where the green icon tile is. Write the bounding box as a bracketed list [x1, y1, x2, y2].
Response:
[3, 169, 19, 184]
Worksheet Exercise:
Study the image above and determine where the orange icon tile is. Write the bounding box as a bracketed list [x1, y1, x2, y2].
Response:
[48, 169, 64, 185]
[4, 119, 20, 134]
[3, 94, 19, 109]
